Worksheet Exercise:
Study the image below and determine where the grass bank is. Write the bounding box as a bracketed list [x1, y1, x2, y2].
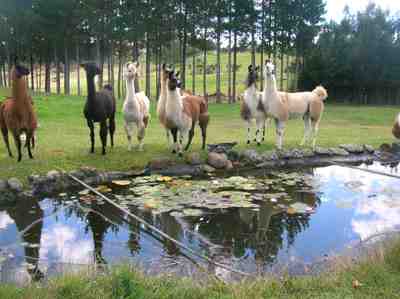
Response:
[0, 88, 396, 182]
[1, 239, 400, 298]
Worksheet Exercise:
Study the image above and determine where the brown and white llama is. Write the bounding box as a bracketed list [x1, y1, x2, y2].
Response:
[0, 64, 37, 162]
[241, 65, 267, 146]
[123, 62, 150, 151]
[393, 114, 400, 139]
[262, 60, 328, 150]
[81, 62, 116, 155]
[165, 70, 209, 155]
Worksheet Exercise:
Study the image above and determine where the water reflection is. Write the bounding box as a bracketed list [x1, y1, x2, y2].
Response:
[1, 162, 400, 283]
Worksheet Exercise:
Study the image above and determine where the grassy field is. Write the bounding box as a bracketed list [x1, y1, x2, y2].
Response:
[1, 238, 400, 298]
[0, 87, 397, 182]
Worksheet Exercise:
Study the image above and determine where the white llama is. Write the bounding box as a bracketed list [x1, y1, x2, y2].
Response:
[262, 60, 328, 149]
[157, 63, 171, 145]
[122, 62, 150, 151]
[240, 65, 267, 145]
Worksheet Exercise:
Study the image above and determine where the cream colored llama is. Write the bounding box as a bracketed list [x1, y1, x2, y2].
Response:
[241, 65, 266, 145]
[262, 60, 328, 149]
[165, 70, 209, 155]
[122, 62, 150, 151]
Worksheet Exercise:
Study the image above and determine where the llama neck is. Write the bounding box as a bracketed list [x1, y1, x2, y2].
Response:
[166, 88, 183, 114]
[12, 77, 29, 106]
[86, 74, 96, 104]
[263, 75, 278, 98]
[126, 78, 137, 101]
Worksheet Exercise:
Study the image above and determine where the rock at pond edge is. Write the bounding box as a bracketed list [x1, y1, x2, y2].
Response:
[207, 152, 229, 169]
[7, 178, 23, 193]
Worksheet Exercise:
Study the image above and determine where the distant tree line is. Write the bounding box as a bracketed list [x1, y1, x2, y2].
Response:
[1, 0, 327, 102]
[299, 4, 400, 105]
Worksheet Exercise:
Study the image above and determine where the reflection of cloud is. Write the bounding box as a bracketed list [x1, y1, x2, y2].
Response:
[315, 164, 400, 240]
[352, 199, 400, 240]
[0, 212, 14, 230]
[40, 224, 93, 264]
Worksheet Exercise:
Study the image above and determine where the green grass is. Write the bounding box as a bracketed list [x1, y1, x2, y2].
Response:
[0, 88, 397, 183]
[1, 239, 400, 298]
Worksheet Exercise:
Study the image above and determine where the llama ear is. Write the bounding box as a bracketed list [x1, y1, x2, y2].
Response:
[248, 65, 253, 72]
[80, 63, 85, 68]
[176, 71, 181, 78]
[265, 59, 270, 65]
[255, 66, 260, 71]
[162, 63, 167, 70]
[135, 61, 139, 68]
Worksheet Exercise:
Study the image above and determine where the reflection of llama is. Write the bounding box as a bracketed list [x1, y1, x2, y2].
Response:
[393, 114, 400, 139]
[123, 62, 150, 151]
[0, 64, 37, 161]
[81, 62, 116, 155]
[240, 65, 266, 145]
[263, 60, 328, 149]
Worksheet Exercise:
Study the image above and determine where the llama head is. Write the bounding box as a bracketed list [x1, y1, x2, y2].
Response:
[167, 70, 180, 91]
[313, 85, 328, 100]
[14, 64, 30, 78]
[80, 63, 101, 77]
[125, 62, 139, 80]
[246, 65, 260, 87]
[264, 60, 275, 78]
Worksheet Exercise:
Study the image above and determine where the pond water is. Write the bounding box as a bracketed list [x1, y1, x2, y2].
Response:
[1, 162, 400, 284]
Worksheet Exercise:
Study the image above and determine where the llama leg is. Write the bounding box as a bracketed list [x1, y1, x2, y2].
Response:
[262, 120, 266, 142]
[170, 128, 178, 154]
[87, 119, 95, 153]
[109, 117, 116, 147]
[300, 115, 311, 146]
[12, 132, 22, 162]
[255, 118, 265, 146]
[274, 118, 285, 150]
[100, 121, 108, 155]
[1, 127, 13, 157]
[137, 123, 145, 151]
[311, 119, 320, 150]
[200, 122, 207, 150]
[125, 122, 134, 151]
[184, 122, 196, 151]
[26, 131, 34, 159]
[165, 129, 171, 146]
[246, 122, 251, 145]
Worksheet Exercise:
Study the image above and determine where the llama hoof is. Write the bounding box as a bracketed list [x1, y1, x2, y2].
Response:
[247, 140, 250, 145]
[257, 142, 261, 146]
[178, 152, 183, 157]
[172, 149, 177, 154]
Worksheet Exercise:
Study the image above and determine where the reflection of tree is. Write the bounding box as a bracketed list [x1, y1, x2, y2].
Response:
[183, 190, 321, 267]
[5, 201, 44, 282]
[83, 202, 124, 265]
[157, 213, 183, 255]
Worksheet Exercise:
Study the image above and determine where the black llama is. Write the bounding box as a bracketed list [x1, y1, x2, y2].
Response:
[81, 63, 116, 155]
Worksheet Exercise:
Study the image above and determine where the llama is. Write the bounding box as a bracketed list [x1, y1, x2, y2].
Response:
[123, 62, 150, 151]
[0, 64, 37, 162]
[240, 65, 267, 145]
[81, 62, 116, 155]
[165, 70, 209, 155]
[262, 60, 328, 149]
[393, 114, 400, 139]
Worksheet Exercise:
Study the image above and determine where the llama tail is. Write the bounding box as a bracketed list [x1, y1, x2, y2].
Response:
[393, 114, 400, 139]
[0, 102, 6, 130]
[313, 85, 328, 101]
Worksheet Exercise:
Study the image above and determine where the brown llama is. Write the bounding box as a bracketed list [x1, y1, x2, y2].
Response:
[0, 64, 37, 162]
[165, 70, 209, 155]
[393, 114, 400, 139]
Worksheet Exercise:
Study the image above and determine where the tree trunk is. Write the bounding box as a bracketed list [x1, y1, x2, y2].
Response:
[280, 47, 284, 90]
[216, 10, 222, 103]
[251, 29, 256, 67]
[55, 47, 60, 94]
[77, 44, 81, 96]
[64, 44, 70, 95]
[203, 26, 207, 97]
[145, 35, 151, 97]
[39, 56, 42, 92]
[96, 37, 103, 89]
[118, 45, 123, 99]
[30, 52, 34, 91]
[192, 51, 196, 94]
[133, 41, 140, 92]
[232, 31, 238, 103]
[181, 9, 188, 89]
[0, 62, 3, 87]
[156, 44, 161, 100]
[228, 7, 232, 103]
[110, 42, 114, 95]
[45, 62, 51, 94]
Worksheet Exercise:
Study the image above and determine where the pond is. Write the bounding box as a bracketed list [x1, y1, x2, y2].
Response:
[1, 162, 400, 284]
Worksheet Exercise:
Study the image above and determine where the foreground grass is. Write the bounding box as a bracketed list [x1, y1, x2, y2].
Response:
[1, 239, 400, 298]
[0, 88, 397, 182]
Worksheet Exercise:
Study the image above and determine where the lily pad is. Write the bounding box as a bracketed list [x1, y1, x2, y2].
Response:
[112, 180, 131, 187]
